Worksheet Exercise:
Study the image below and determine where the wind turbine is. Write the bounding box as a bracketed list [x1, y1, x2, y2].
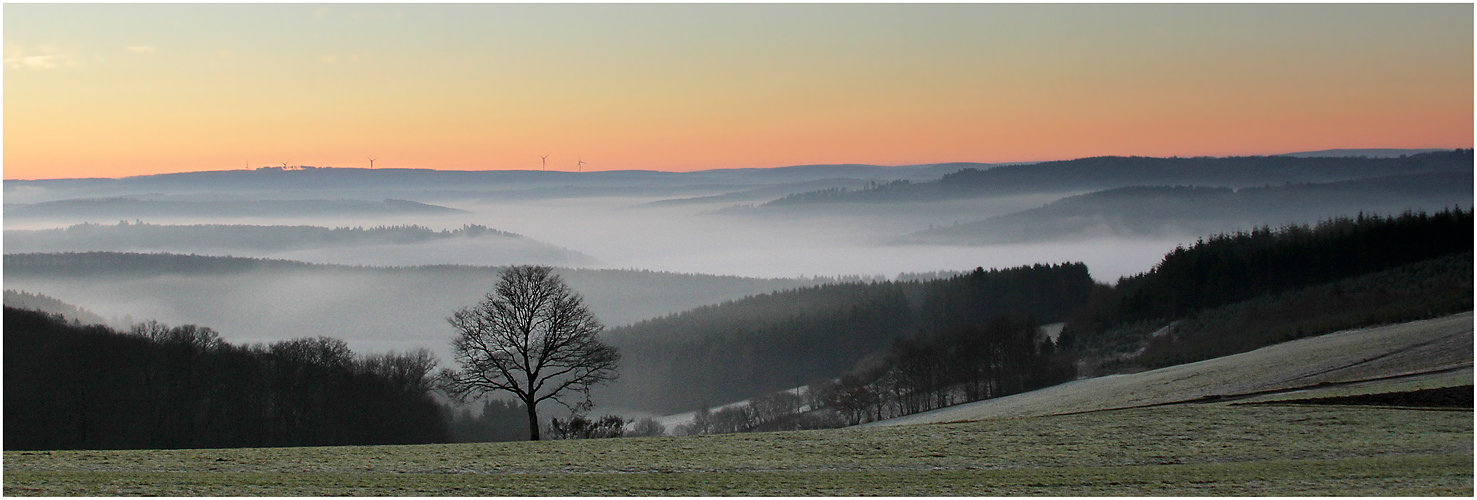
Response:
[577, 158, 587, 172]
[281, 161, 290, 170]
[539, 154, 549, 170]
[368, 157, 377, 169]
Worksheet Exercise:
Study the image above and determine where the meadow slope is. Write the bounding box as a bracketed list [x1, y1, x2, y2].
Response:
[870, 312, 1473, 426]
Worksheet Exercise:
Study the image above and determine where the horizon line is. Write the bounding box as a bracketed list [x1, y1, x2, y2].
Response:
[4, 147, 1462, 182]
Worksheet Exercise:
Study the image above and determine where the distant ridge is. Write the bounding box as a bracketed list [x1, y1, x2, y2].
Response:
[4, 197, 464, 221]
[2, 163, 980, 204]
[2, 223, 600, 266]
[901, 171, 1475, 245]
[1277, 148, 1449, 158]
[746, 150, 1474, 206]
[3, 162, 973, 189]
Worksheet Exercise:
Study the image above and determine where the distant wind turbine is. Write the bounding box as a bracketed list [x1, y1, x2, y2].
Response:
[281, 161, 290, 170]
[368, 157, 377, 169]
[577, 158, 587, 172]
[539, 154, 549, 170]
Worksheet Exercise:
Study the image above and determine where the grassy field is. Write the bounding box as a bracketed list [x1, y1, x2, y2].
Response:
[5, 404, 1471, 495]
[7, 314, 1472, 495]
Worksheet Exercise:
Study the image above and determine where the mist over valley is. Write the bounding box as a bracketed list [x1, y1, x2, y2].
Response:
[5, 150, 1471, 422]
[7, 4, 1473, 493]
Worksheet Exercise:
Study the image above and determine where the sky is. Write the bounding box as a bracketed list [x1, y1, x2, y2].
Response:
[4, 4, 1473, 180]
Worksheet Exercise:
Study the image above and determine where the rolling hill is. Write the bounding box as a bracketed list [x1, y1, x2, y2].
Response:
[3, 223, 597, 267]
[901, 172, 1473, 245]
[760, 150, 1474, 206]
[3, 197, 464, 222]
[2, 162, 979, 205]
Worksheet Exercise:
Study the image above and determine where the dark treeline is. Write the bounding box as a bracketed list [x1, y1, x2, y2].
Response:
[812, 265, 1090, 425]
[763, 180, 915, 206]
[1132, 253, 1472, 369]
[917, 263, 1093, 331]
[776, 149, 1474, 204]
[4, 307, 448, 450]
[1116, 208, 1472, 322]
[606, 263, 1093, 414]
[811, 313, 1071, 426]
[443, 399, 530, 442]
[5, 223, 521, 254]
[669, 313, 1072, 435]
[1061, 208, 1474, 369]
[609, 282, 914, 414]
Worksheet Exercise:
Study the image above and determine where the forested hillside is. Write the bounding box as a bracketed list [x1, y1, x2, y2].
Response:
[615, 209, 1472, 425]
[603, 263, 1093, 414]
[1061, 208, 1474, 370]
[767, 150, 1473, 205]
[1115, 208, 1471, 321]
[3, 290, 110, 326]
[4, 307, 448, 450]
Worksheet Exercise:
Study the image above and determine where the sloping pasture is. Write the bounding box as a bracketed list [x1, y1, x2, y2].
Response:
[870, 312, 1473, 426]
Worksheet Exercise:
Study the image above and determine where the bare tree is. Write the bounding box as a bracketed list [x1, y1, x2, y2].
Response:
[443, 265, 619, 441]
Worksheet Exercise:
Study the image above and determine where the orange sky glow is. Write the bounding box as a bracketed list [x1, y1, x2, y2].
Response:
[5, 4, 1472, 180]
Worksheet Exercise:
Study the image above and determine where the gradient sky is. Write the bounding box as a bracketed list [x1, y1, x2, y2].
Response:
[5, 4, 1472, 180]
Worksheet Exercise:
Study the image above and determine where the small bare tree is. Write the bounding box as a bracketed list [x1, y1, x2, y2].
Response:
[443, 265, 619, 441]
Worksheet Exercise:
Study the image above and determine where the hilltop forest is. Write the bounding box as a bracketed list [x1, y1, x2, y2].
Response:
[1061, 208, 1474, 370]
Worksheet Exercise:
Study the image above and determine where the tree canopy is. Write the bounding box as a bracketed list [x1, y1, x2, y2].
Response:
[443, 265, 620, 441]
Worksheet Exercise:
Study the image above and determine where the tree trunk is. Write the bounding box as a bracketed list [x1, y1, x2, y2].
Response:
[525, 399, 541, 441]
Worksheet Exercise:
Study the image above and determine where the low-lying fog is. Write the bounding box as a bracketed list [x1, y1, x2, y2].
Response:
[0, 185, 1267, 416]
[4, 189, 1194, 365]
[6, 192, 1187, 281]
[435, 195, 1185, 280]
